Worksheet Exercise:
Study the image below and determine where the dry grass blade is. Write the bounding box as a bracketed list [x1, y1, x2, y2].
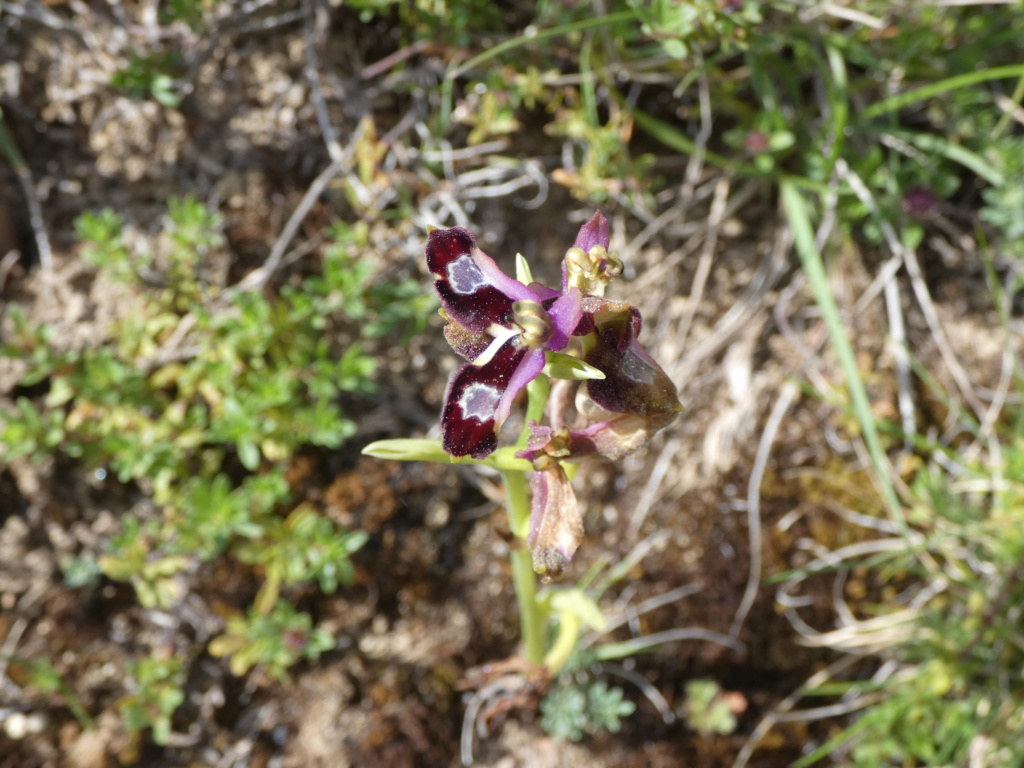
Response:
[676, 176, 731, 355]
[229, 151, 351, 295]
[882, 253, 916, 446]
[626, 436, 680, 538]
[585, 582, 705, 647]
[731, 655, 863, 768]
[591, 628, 746, 660]
[672, 219, 790, 386]
[593, 662, 676, 724]
[729, 380, 799, 637]
[837, 160, 987, 421]
[301, 0, 344, 161]
[0, 111, 53, 275]
[0, 250, 21, 291]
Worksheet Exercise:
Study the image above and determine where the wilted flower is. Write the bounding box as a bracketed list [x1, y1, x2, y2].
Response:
[526, 463, 581, 576]
[514, 408, 675, 577]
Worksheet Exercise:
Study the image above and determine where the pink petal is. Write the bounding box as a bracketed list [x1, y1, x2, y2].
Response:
[573, 211, 610, 252]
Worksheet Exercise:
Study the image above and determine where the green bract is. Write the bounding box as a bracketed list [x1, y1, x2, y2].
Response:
[542, 351, 606, 381]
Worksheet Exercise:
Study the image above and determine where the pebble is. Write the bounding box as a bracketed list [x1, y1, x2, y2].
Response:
[3, 710, 47, 739]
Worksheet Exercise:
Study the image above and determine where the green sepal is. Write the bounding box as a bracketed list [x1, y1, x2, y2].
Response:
[361, 438, 532, 471]
[361, 438, 456, 463]
[543, 351, 605, 381]
[515, 253, 534, 284]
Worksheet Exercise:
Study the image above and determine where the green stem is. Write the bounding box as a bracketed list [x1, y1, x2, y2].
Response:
[511, 535, 545, 665]
[504, 375, 551, 666]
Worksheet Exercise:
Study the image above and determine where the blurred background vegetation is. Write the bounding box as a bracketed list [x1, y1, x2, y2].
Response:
[1, 0, 1023, 765]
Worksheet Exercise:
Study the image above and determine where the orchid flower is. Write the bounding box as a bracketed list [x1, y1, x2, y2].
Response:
[428, 212, 679, 461]
[426, 212, 683, 576]
[426, 226, 583, 458]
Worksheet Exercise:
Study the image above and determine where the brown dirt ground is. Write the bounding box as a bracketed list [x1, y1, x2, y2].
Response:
[0, 3, 1015, 767]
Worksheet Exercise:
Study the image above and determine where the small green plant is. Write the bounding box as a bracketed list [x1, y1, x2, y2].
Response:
[685, 679, 740, 736]
[97, 519, 192, 609]
[0, 194, 433, 746]
[208, 599, 335, 680]
[8, 657, 95, 732]
[344, 0, 505, 45]
[159, 0, 216, 32]
[237, 504, 369, 614]
[60, 553, 103, 589]
[628, 0, 763, 59]
[540, 679, 636, 741]
[117, 656, 186, 746]
[1, 196, 422, 661]
[110, 53, 183, 107]
[980, 137, 1024, 257]
[367, 214, 695, 748]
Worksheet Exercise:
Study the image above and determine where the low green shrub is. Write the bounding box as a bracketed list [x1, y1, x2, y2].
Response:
[1, 195, 429, 732]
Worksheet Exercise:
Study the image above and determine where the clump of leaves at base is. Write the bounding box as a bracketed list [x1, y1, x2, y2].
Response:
[539, 680, 635, 741]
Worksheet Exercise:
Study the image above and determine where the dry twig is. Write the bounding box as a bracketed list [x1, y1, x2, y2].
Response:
[0, 110, 52, 275]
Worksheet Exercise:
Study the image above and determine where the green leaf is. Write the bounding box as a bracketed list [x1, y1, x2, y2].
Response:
[150, 75, 180, 108]
[662, 38, 687, 59]
[858, 64, 1024, 121]
[685, 679, 737, 735]
[543, 352, 606, 381]
[768, 130, 796, 152]
[549, 588, 607, 632]
[877, 128, 1004, 187]
[781, 180, 903, 531]
[586, 681, 635, 733]
[237, 439, 260, 471]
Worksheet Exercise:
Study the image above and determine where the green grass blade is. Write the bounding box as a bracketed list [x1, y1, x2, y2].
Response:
[629, 105, 833, 193]
[824, 39, 849, 175]
[865, 127, 1005, 187]
[448, 10, 638, 79]
[859, 64, 1024, 121]
[780, 180, 905, 533]
[628, 106, 745, 173]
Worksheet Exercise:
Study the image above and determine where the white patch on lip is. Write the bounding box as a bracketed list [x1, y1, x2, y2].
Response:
[447, 254, 487, 295]
[458, 382, 500, 422]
